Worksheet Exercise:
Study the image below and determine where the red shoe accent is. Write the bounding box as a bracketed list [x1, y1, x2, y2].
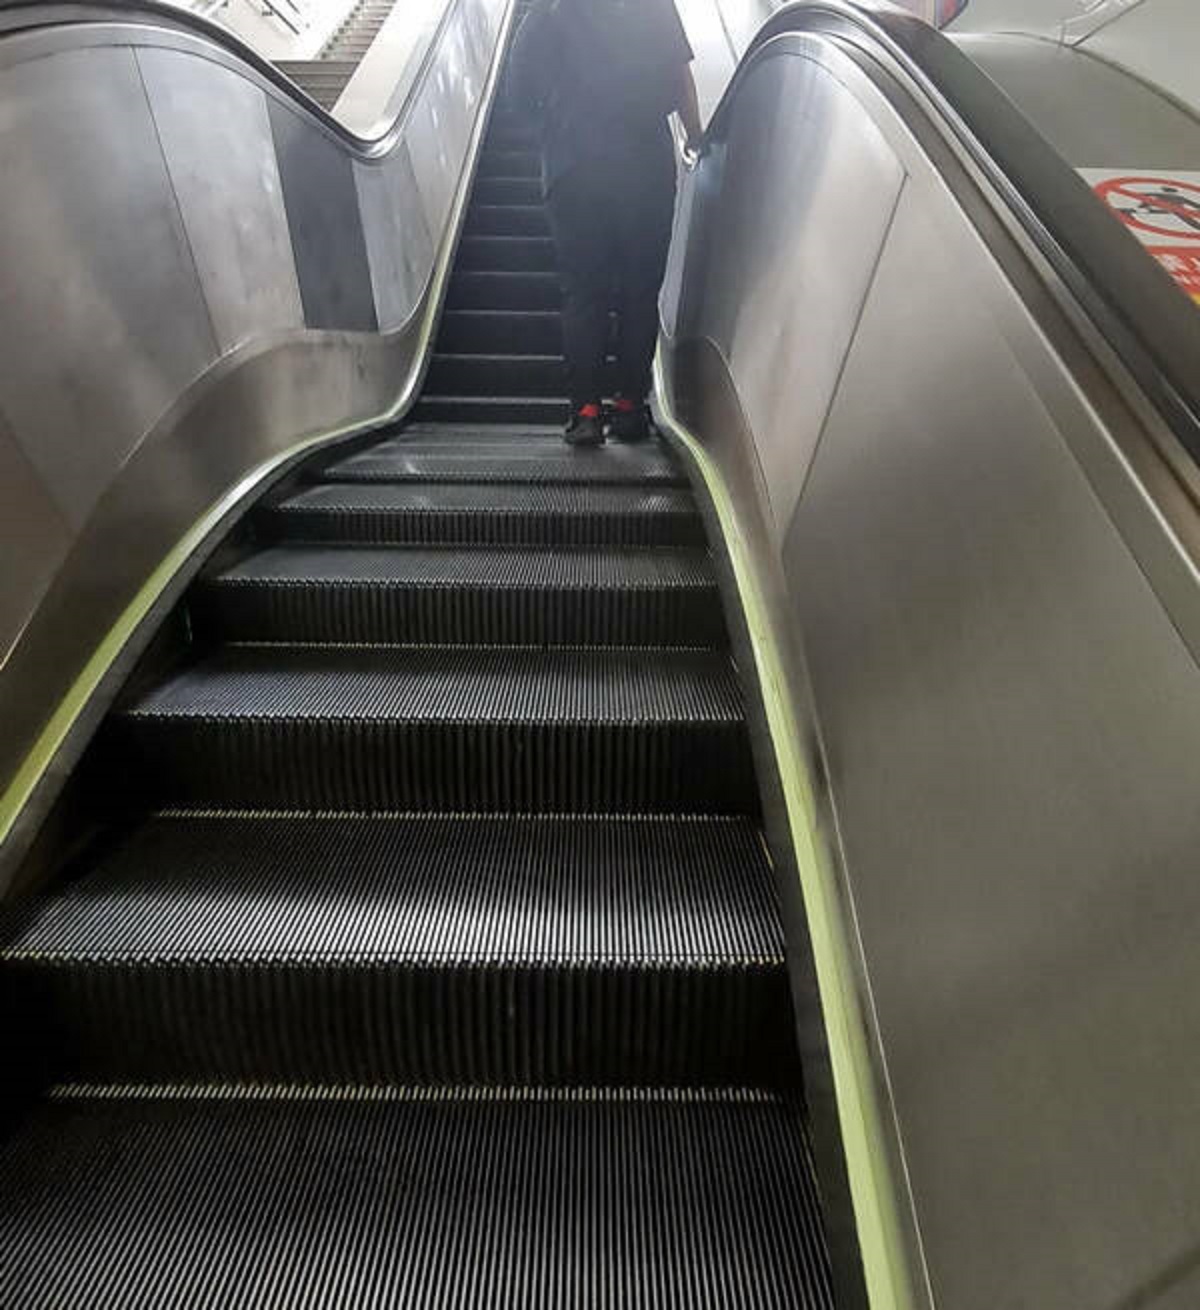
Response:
[613, 396, 639, 413]
[577, 403, 602, 419]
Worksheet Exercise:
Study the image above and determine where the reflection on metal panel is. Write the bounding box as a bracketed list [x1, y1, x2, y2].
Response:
[0, 414, 70, 667]
[664, 21, 1200, 1310]
[700, 45, 905, 539]
[355, 146, 435, 331]
[138, 47, 303, 352]
[0, 44, 216, 529]
[786, 185, 1200, 1310]
[268, 97, 378, 331]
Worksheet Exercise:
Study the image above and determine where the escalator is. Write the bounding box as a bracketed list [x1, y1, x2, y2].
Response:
[0, 89, 836, 1309]
[5, 1, 1200, 1307]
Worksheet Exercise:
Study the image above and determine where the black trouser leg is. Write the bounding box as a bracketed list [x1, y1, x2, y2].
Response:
[612, 154, 677, 403]
[546, 168, 613, 411]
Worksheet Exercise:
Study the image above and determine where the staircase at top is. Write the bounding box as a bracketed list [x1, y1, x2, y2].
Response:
[0, 84, 840, 1310]
[277, 0, 398, 111]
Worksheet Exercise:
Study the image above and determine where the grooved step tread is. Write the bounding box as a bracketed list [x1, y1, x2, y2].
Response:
[208, 546, 715, 591]
[4, 815, 781, 964]
[0, 1092, 834, 1309]
[122, 647, 744, 725]
[262, 482, 704, 546]
[195, 547, 724, 646]
[323, 435, 684, 484]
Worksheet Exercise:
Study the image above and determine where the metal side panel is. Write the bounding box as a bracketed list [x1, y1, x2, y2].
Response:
[354, 145, 435, 332]
[785, 181, 1200, 1310]
[267, 96, 378, 332]
[0, 415, 71, 667]
[690, 43, 906, 545]
[137, 46, 304, 352]
[0, 43, 217, 530]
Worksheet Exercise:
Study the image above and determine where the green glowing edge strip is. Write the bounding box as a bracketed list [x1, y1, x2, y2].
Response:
[654, 357, 919, 1310]
[0, 0, 519, 854]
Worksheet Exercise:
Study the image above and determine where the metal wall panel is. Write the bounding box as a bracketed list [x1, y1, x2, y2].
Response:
[355, 145, 435, 331]
[268, 97, 378, 331]
[0, 44, 216, 529]
[0, 413, 70, 668]
[701, 46, 905, 542]
[785, 185, 1200, 1309]
[138, 47, 304, 352]
[408, 74, 459, 243]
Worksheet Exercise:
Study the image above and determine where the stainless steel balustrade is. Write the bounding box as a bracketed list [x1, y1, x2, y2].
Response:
[660, 6, 1200, 1309]
[0, 0, 515, 876]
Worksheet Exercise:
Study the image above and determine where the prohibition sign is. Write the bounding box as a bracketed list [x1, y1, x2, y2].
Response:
[1094, 176, 1200, 241]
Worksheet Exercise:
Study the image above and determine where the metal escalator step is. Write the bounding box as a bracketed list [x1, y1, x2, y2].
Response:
[410, 395, 569, 425]
[112, 647, 756, 812]
[436, 308, 562, 353]
[465, 203, 548, 236]
[456, 235, 555, 272]
[477, 150, 540, 178]
[322, 430, 684, 483]
[447, 270, 559, 311]
[3, 815, 792, 1084]
[193, 546, 724, 647]
[259, 482, 705, 546]
[425, 353, 579, 397]
[472, 175, 542, 206]
[0, 1090, 834, 1309]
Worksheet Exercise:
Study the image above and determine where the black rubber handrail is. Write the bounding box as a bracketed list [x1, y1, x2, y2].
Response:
[713, 0, 1200, 470]
[0, 0, 473, 155]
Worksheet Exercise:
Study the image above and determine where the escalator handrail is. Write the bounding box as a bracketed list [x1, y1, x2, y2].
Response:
[0, 0, 458, 155]
[699, 0, 1200, 472]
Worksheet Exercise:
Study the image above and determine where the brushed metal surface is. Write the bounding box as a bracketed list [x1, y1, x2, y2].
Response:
[267, 95, 378, 331]
[0, 0, 515, 879]
[0, 44, 216, 529]
[694, 41, 904, 541]
[137, 46, 304, 351]
[955, 33, 1200, 170]
[355, 145, 435, 331]
[663, 20, 1200, 1310]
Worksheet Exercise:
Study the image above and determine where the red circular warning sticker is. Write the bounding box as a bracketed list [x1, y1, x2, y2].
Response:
[1094, 176, 1200, 241]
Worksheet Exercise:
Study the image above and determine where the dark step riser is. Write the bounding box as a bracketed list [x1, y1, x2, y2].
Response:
[257, 507, 706, 548]
[193, 583, 724, 648]
[473, 177, 542, 206]
[437, 311, 563, 355]
[457, 238, 556, 273]
[426, 355, 584, 397]
[466, 206, 549, 236]
[410, 397, 569, 426]
[111, 720, 757, 813]
[13, 962, 795, 1086]
[448, 273, 559, 312]
[477, 152, 540, 179]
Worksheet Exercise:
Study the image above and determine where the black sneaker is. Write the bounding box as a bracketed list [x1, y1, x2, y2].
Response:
[564, 410, 604, 447]
[608, 403, 654, 443]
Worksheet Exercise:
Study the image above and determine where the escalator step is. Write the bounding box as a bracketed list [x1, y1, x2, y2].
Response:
[322, 431, 684, 483]
[0, 1090, 833, 1309]
[112, 646, 756, 812]
[472, 176, 542, 206]
[436, 308, 562, 353]
[3, 814, 792, 1084]
[456, 236, 556, 272]
[465, 203, 548, 236]
[259, 482, 705, 546]
[410, 395, 570, 425]
[477, 150, 540, 178]
[193, 546, 724, 646]
[447, 271, 560, 311]
[425, 353, 577, 397]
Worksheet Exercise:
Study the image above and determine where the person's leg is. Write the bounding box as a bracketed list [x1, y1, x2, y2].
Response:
[610, 151, 677, 439]
[546, 167, 612, 444]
